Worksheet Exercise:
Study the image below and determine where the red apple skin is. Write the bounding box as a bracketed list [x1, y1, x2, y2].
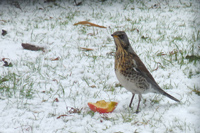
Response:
[88, 100, 118, 113]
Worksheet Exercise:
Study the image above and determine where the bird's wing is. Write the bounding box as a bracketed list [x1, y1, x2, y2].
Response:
[131, 53, 163, 93]
[132, 54, 180, 102]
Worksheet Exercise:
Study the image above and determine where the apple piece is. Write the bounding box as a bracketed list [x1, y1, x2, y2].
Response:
[88, 100, 118, 113]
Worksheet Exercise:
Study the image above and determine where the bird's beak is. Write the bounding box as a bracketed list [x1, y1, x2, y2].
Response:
[111, 34, 118, 38]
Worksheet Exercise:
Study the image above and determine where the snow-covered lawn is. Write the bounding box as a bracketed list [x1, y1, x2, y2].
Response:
[0, 0, 200, 132]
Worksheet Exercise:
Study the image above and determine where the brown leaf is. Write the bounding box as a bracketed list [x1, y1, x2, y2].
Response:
[52, 79, 58, 83]
[50, 57, 60, 61]
[21, 43, 44, 51]
[2, 30, 7, 36]
[1, 58, 9, 61]
[0, 20, 7, 23]
[53, 98, 59, 102]
[66, 107, 82, 114]
[42, 100, 47, 102]
[156, 52, 166, 56]
[74, 21, 106, 28]
[90, 85, 96, 88]
[57, 114, 69, 119]
[153, 62, 165, 71]
[87, 33, 95, 36]
[169, 50, 178, 56]
[80, 47, 94, 51]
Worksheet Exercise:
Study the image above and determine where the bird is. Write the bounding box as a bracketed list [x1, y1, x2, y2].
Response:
[111, 31, 180, 113]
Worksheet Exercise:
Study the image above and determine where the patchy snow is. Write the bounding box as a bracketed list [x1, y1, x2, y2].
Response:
[0, 0, 200, 132]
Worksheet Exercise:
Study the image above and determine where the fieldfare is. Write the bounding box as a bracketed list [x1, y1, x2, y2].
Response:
[111, 31, 180, 113]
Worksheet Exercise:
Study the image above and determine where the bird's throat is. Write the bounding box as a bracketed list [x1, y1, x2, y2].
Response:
[115, 48, 131, 72]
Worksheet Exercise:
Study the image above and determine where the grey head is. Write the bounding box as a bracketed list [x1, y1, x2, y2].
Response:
[111, 31, 135, 54]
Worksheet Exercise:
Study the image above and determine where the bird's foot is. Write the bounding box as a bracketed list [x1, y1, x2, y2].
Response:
[135, 109, 140, 114]
[74, 0, 82, 6]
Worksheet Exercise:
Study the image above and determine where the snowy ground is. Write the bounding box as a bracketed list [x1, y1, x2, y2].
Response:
[0, 0, 200, 132]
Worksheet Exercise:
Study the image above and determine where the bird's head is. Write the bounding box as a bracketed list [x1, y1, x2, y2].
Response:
[111, 31, 133, 52]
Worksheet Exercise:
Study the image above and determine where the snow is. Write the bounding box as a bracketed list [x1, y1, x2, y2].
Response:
[0, 0, 200, 132]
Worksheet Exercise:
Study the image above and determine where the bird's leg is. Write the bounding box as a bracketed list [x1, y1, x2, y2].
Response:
[74, 0, 82, 6]
[136, 94, 141, 113]
[74, 0, 76, 4]
[129, 93, 135, 108]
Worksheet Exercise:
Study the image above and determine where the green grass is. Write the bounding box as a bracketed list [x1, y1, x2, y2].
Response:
[0, 0, 199, 132]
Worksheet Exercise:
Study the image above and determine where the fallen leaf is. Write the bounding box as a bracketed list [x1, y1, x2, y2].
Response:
[156, 52, 166, 56]
[57, 114, 69, 119]
[52, 79, 58, 83]
[2, 30, 7, 36]
[87, 33, 95, 36]
[50, 57, 60, 61]
[153, 62, 164, 71]
[66, 106, 82, 114]
[0, 20, 7, 23]
[169, 50, 178, 56]
[80, 47, 94, 51]
[74, 21, 106, 28]
[1, 58, 10, 61]
[54, 98, 59, 102]
[90, 85, 96, 88]
[21, 43, 45, 51]
[42, 100, 47, 102]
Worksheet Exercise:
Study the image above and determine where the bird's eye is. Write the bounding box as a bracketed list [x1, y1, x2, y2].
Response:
[118, 35, 123, 39]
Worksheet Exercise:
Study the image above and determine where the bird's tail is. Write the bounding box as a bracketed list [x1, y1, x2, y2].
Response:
[145, 74, 180, 102]
[162, 91, 180, 102]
